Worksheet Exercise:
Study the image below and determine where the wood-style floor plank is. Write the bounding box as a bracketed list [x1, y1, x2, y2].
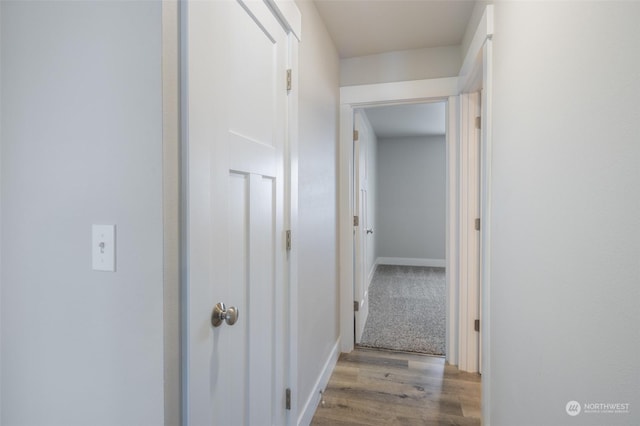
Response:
[311, 348, 481, 426]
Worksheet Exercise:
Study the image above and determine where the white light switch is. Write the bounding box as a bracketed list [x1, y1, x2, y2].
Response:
[92, 225, 116, 272]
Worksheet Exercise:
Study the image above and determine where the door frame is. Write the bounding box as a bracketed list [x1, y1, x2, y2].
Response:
[349, 98, 456, 354]
[338, 77, 460, 363]
[457, 5, 494, 423]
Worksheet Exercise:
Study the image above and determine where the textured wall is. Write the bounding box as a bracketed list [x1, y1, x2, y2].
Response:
[296, 0, 340, 421]
[489, 2, 640, 425]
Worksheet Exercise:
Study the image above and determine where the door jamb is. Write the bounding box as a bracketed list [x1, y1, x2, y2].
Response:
[161, 1, 181, 426]
[458, 4, 494, 425]
[257, 2, 302, 424]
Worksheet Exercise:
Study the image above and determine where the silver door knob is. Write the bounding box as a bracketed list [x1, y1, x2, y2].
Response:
[211, 302, 239, 327]
[366, 228, 374, 235]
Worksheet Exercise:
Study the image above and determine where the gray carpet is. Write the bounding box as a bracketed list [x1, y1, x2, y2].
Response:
[359, 265, 446, 355]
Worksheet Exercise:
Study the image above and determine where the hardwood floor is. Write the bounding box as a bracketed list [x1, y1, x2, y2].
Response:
[311, 348, 481, 426]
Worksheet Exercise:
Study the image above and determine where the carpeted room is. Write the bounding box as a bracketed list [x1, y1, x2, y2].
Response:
[360, 264, 446, 355]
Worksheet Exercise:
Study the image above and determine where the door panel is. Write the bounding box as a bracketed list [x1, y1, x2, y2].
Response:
[248, 174, 276, 426]
[184, 0, 288, 424]
[229, 1, 279, 146]
[353, 112, 370, 343]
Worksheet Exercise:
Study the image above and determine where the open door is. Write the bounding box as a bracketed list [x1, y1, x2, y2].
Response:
[182, 0, 298, 424]
[353, 111, 371, 343]
[476, 92, 483, 374]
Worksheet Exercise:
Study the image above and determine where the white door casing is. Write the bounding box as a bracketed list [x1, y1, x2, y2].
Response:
[182, 1, 299, 424]
[456, 4, 494, 422]
[458, 5, 494, 376]
[458, 91, 481, 373]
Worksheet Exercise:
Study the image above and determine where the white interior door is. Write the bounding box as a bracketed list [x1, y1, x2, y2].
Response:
[183, 1, 290, 424]
[353, 113, 369, 343]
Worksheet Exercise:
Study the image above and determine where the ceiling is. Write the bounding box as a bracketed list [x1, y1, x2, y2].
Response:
[313, 1, 469, 138]
[364, 102, 446, 139]
[313, 0, 477, 58]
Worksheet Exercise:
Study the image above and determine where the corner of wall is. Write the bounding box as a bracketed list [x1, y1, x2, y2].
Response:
[461, 1, 492, 61]
[295, 0, 341, 423]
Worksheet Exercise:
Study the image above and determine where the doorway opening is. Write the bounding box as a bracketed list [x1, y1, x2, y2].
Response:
[352, 102, 448, 356]
[337, 6, 493, 423]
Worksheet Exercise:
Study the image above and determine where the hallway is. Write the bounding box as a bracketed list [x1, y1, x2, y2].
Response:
[311, 348, 481, 425]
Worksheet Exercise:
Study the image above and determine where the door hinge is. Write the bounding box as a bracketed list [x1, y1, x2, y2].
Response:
[354, 300, 360, 312]
[475, 116, 481, 129]
[286, 69, 292, 92]
[474, 218, 480, 231]
[474, 319, 480, 332]
[353, 130, 359, 141]
[285, 388, 291, 410]
[353, 216, 359, 227]
[285, 230, 291, 251]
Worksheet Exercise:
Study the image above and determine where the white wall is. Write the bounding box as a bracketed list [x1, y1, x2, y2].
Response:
[377, 136, 446, 264]
[340, 45, 461, 86]
[1, 1, 165, 424]
[489, 2, 640, 425]
[295, 0, 340, 422]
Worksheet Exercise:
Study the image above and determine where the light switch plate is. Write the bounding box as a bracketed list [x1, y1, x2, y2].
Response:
[92, 225, 116, 272]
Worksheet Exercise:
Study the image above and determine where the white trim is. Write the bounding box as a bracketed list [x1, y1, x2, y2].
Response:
[445, 96, 459, 367]
[457, 4, 494, 423]
[267, 0, 302, 41]
[457, 92, 481, 374]
[341, 77, 459, 106]
[376, 257, 446, 268]
[480, 36, 494, 426]
[297, 340, 340, 426]
[367, 262, 378, 288]
[284, 31, 300, 426]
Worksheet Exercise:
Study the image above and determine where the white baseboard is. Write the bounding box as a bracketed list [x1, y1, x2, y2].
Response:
[367, 262, 378, 287]
[297, 339, 340, 426]
[376, 257, 446, 267]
